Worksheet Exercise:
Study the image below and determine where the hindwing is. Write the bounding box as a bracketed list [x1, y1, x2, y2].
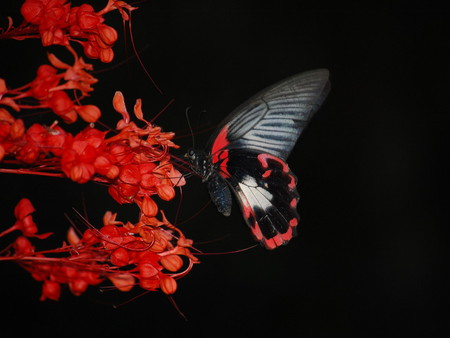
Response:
[220, 149, 299, 249]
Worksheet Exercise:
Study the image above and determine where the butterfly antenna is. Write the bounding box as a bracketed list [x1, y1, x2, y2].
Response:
[185, 106, 195, 148]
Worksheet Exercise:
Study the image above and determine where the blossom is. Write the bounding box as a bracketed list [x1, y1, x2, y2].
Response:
[0, 50, 100, 124]
[1, 0, 136, 63]
[103, 92, 185, 204]
[61, 127, 107, 183]
[0, 198, 51, 239]
[0, 199, 198, 301]
[0, 108, 25, 161]
[0, 0, 195, 307]
[40, 280, 61, 301]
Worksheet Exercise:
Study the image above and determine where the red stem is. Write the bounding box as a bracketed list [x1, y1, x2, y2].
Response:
[0, 225, 18, 238]
[0, 168, 65, 178]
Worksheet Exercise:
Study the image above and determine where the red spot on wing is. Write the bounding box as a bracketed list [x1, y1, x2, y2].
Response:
[289, 218, 298, 227]
[262, 169, 272, 178]
[211, 125, 231, 178]
[211, 125, 230, 157]
[290, 198, 298, 208]
[215, 150, 231, 178]
[261, 218, 298, 249]
[257, 153, 289, 173]
[264, 235, 284, 250]
[288, 174, 296, 189]
[264, 238, 278, 250]
[240, 197, 253, 219]
[251, 222, 264, 241]
[281, 227, 293, 241]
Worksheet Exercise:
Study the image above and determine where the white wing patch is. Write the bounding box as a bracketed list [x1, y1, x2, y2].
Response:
[237, 175, 273, 211]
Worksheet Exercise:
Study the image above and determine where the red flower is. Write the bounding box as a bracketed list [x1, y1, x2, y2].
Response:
[0, 51, 100, 124]
[0, 198, 51, 239]
[98, 24, 118, 45]
[14, 198, 39, 237]
[9, 118, 25, 140]
[28, 64, 60, 99]
[20, 0, 52, 25]
[160, 255, 184, 272]
[156, 184, 175, 201]
[0, 108, 26, 161]
[93, 154, 119, 179]
[1, 200, 197, 301]
[119, 164, 141, 186]
[44, 124, 68, 157]
[75, 4, 102, 30]
[20, 0, 70, 46]
[69, 278, 88, 296]
[160, 274, 177, 295]
[0, 108, 14, 140]
[111, 247, 130, 267]
[61, 127, 107, 183]
[13, 236, 35, 255]
[40, 280, 61, 301]
[74, 104, 101, 123]
[140, 195, 158, 217]
[47, 91, 77, 123]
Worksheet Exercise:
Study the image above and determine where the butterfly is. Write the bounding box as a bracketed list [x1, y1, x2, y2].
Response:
[185, 69, 330, 249]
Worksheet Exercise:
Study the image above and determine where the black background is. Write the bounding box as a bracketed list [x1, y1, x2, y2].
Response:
[0, 1, 448, 337]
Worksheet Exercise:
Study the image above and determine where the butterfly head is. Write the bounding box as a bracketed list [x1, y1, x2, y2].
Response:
[185, 148, 214, 182]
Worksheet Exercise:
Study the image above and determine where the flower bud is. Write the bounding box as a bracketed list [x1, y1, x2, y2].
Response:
[156, 184, 175, 201]
[99, 47, 114, 63]
[77, 4, 101, 30]
[111, 247, 130, 267]
[98, 24, 118, 45]
[141, 195, 158, 217]
[69, 163, 95, 183]
[13, 236, 35, 255]
[41, 30, 54, 46]
[40, 280, 61, 301]
[140, 278, 159, 291]
[160, 255, 183, 272]
[160, 275, 177, 295]
[10, 118, 25, 139]
[108, 273, 135, 292]
[139, 262, 159, 279]
[75, 104, 101, 123]
[119, 164, 141, 185]
[21, 0, 44, 24]
[82, 41, 99, 59]
[69, 278, 88, 296]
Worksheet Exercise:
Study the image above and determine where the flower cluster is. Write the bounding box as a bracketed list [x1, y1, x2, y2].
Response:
[105, 92, 184, 206]
[1, 0, 136, 63]
[1, 198, 197, 301]
[1, 91, 185, 215]
[1, 0, 196, 305]
[0, 48, 100, 123]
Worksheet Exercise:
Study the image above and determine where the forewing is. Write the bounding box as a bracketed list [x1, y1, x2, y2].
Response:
[209, 69, 330, 161]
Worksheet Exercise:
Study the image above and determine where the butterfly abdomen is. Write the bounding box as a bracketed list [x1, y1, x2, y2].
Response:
[207, 172, 232, 216]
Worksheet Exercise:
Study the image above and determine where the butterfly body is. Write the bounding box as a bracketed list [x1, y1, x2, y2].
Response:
[186, 69, 330, 249]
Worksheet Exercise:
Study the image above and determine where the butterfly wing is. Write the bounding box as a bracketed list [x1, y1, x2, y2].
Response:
[208, 69, 330, 161]
[208, 69, 330, 249]
[224, 149, 300, 249]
